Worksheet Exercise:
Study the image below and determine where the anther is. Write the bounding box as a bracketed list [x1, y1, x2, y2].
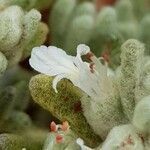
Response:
[86, 52, 94, 61]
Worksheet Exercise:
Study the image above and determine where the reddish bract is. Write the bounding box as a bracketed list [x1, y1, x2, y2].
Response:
[50, 121, 57, 132]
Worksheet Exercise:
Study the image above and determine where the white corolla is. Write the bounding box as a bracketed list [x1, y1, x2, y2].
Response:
[29, 44, 113, 102]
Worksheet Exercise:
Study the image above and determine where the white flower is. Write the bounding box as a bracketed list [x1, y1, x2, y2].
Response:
[29, 44, 113, 101]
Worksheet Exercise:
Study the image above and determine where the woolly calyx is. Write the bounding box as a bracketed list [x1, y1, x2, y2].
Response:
[29, 74, 101, 148]
[101, 124, 144, 150]
[0, 52, 7, 76]
[119, 39, 145, 120]
[133, 96, 150, 134]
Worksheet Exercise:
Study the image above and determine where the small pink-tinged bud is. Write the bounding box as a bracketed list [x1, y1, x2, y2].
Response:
[56, 134, 63, 143]
[61, 121, 69, 131]
[50, 121, 57, 132]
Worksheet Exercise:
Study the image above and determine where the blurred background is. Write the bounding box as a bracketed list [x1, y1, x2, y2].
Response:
[0, 0, 149, 148]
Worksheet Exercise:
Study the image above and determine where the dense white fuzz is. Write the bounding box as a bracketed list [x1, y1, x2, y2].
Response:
[29, 44, 113, 101]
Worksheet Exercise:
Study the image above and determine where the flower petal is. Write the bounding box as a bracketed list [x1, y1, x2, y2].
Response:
[29, 46, 77, 76]
[52, 74, 69, 93]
